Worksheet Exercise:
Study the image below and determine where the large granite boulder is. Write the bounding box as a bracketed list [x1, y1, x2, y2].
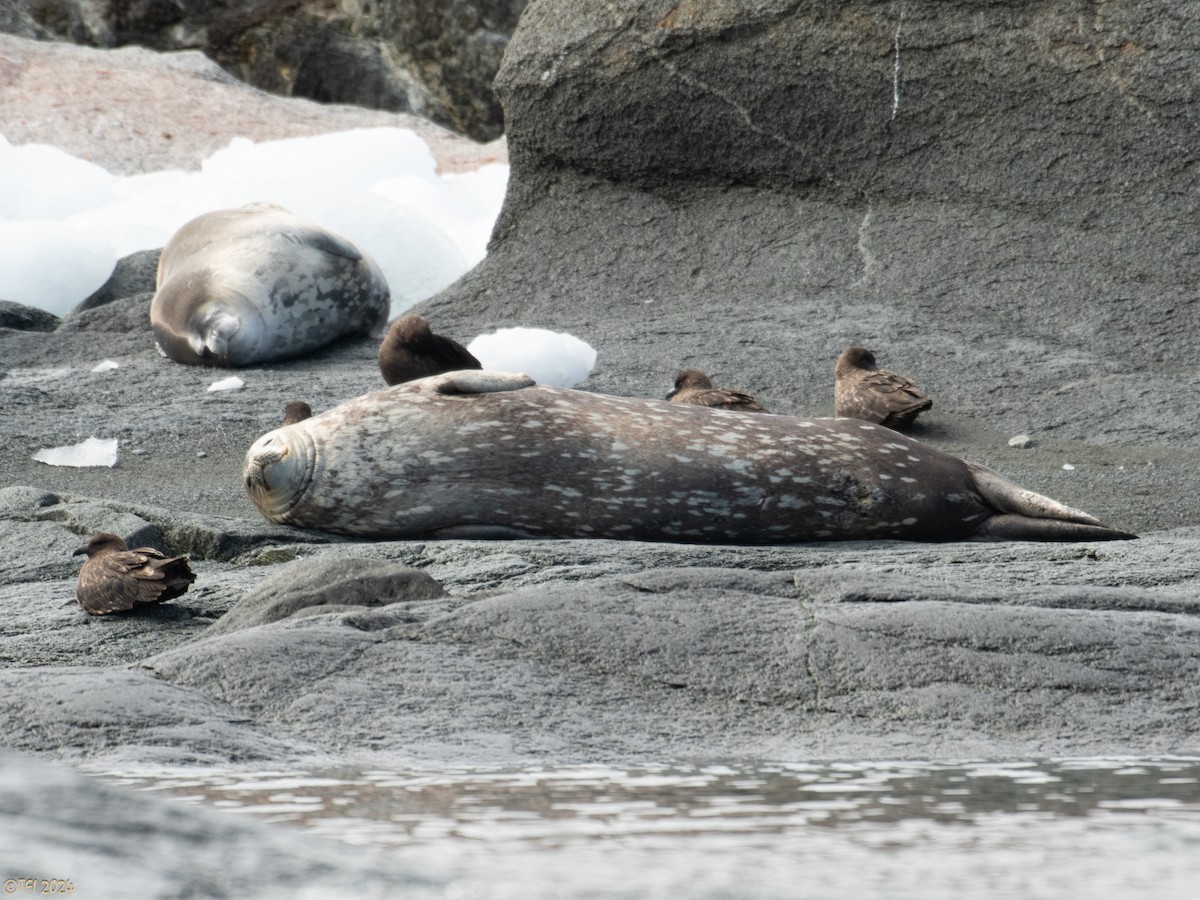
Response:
[423, 0, 1200, 454]
[2, 0, 527, 139]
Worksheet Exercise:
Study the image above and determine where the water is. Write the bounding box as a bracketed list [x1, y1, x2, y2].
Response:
[98, 757, 1200, 898]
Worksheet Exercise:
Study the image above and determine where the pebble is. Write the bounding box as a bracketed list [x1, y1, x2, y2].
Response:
[1008, 434, 1035, 449]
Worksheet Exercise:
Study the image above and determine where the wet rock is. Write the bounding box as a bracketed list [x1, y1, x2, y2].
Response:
[0, 750, 431, 895]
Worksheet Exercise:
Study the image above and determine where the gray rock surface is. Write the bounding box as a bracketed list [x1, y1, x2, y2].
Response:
[70, 248, 159, 314]
[1, 4, 1199, 885]
[0, 300, 58, 332]
[2, 0, 527, 140]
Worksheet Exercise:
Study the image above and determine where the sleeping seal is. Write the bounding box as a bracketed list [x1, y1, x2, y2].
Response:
[150, 203, 389, 366]
[243, 370, 1135, 543]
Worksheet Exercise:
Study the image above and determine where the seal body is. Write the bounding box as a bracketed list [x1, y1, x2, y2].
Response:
[243, 371, 1134, 543]
[150, 203, 389, 366]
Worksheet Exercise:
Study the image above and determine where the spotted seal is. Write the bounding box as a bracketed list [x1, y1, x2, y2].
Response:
[150, 203, 389, 366]
[835, 346, 932, 430]
[243, 371, 1134, 543]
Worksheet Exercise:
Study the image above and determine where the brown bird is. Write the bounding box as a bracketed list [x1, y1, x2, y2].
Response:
[834, 346, 932, 429]
[281, 400, 312, 426]
[378, 315, 481, 386]
[72, 533, 196, 615]
[665, 369, 768, 412]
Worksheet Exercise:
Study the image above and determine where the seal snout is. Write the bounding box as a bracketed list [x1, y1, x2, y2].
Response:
[243, 429, 314, 523]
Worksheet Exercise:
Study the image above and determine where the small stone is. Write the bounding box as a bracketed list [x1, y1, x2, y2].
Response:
[196, 451, 208, 459]
[1062, 463, 1075, 471]
[1008, 434, 1035, 449]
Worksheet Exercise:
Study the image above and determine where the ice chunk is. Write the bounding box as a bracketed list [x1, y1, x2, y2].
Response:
[32, 437, 119, 468]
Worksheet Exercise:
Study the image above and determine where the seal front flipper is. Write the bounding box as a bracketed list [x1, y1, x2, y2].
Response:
[427, 370, 536, 395]
[284, 225, 364, 262]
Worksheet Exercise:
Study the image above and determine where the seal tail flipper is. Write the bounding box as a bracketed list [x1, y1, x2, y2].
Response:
[967, 462, 1137, 540]
[973, 514, 1138, 542]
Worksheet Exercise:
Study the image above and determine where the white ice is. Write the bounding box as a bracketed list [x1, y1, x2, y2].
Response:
[0, 129, 509, 318]
[32, 437, 119, 468]
[208, 376, 246, 393]
[468, 327, 598, 388]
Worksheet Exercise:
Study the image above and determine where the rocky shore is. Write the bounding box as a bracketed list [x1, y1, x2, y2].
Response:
[2, 2, 1200, 892]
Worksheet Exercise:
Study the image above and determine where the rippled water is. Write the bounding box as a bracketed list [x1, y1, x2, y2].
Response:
[100, 758, 1200, 898]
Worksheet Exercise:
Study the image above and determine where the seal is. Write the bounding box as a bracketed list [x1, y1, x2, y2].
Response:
[73, 532, 196, 615]
[834, 346, 932, 430]
[378, 314, 481, 385]
[150, 203, 390, 366]
[243, 371, 1135, 543]
[666, 369, 767, 412]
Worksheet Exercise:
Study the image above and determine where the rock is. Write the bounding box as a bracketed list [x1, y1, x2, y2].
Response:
[1, 2, 1199, 785]
[0, 0, 51, 39]
[0, 33, 506, 177]
[0, 299, 59, 332]
[201, 556, 446, 639]
[5, 0, 528, 140]
[133, 557, 1200, 764]
[1008, 434, 1035, 449]
[422, 0, 1200, 456]
[70, 249, 160, 314]
[56, 292, 153, 333]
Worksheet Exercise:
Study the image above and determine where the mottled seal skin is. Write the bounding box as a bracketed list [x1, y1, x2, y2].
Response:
[243, 371, 1135, 544]
[73, 533, 195, 615]
[150, 203, 390, 367]
[835, 346, 932, 430]
[378, 314, 481, 385]
[666, 369, 767, 412]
